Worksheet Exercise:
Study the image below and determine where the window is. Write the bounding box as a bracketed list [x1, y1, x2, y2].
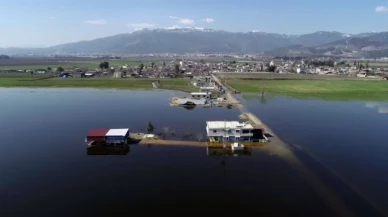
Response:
[242, 130, 250, 134]
[213, 130, 217, 133]
[228, 129, 231, 133]
[236, 130, 240, 133]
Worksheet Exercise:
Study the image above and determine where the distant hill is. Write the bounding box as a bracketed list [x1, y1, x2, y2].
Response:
[0, 28, 355, 55]
[266, 32, 388, 58]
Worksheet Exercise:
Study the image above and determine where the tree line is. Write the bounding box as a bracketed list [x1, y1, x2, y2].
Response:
[0, 54, 10, 60]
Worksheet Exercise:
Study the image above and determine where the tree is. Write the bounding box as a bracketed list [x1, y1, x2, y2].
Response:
[146, 121, 154, 133]
[260, 64, 264, 71]
[162, 127, 169, 139]
[174, 64, 180, 73]
[354, 61, 357, 66]
[196, 134, 203, 142]
[104, 61, 109, 69]
[47, 67, 52, 71]
[99, 62, 105, 71]
[200, 59, 204, 64]
[99, 61, 109, 71]
[268, 66, 277, 72]
[366, 61, 369, 69]
[151, 62, 155, 68]
[57, 67, 64, 73]
[163, 62, 166, 67]
[139, 63, 144, 73]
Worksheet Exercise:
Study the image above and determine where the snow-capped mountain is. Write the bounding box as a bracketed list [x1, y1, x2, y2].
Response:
[3, 28, 385, 56]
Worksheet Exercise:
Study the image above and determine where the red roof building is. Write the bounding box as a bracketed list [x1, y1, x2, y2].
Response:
[86, 128, 109, 142]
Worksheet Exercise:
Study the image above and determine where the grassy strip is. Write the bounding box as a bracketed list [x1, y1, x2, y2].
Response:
[0, 77, 198, 92]
[229, 80, 388, 101]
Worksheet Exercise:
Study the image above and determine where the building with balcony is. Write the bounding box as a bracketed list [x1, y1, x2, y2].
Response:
[206, 121, 255, 142]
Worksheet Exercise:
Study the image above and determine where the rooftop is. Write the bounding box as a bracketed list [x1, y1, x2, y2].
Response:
[191, 92, 210, 95]
[106, 128, 129, 137]
[87, 128, 109, 137]
[206, 121, 253, 129]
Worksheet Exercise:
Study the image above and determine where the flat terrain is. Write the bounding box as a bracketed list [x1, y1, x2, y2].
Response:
[227, 80, 388, 101]
[0, 58, 168, 70]
[217, 72, 374, 80]
[0, 77, 197, 92]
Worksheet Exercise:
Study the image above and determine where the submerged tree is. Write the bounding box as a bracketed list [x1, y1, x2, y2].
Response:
[146, 121, 154, 133]
[162, 127, 170, 139]
[197, 134, 203, 142]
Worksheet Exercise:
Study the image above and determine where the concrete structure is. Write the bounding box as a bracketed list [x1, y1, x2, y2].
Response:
[191, 92, 211, 100]
[206, 121, 254, 142]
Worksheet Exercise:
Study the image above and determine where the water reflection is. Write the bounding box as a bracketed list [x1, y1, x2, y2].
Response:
[87, 145, 130, 155]
[206, 147, 252, 156]
[365, 102, 388, 114]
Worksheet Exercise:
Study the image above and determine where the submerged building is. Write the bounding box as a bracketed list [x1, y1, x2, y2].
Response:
[86, 128, 129, 145]
[206, 121, 264, 142]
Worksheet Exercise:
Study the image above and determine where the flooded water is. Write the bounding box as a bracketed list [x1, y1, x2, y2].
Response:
[0, 88, 386, 217]
[242, 94, 388, 217]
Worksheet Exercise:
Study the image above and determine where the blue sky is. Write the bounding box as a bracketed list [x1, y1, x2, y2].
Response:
[0, 0, 388, 47]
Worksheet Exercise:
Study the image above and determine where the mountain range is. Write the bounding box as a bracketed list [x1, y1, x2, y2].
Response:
[1, 28, 388, 57]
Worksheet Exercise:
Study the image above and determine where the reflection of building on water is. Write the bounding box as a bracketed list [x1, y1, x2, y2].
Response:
[206, 147, 252, 157]
[87, 145, 130, 155]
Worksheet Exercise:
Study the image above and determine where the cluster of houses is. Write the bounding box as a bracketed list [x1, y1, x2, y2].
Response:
[176, 75, 226, 107]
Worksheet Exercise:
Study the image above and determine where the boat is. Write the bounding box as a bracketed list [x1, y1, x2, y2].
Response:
[231, 142, 245, 151]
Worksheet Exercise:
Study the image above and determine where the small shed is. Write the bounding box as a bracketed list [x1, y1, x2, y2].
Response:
[86, 128, 109, 142]
[105, 128, 130, 144]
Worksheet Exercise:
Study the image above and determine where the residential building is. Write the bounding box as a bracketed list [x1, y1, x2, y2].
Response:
[200, 86, 216, 92]
[191, 92, 211, 100]
[206, 121, 256, 142]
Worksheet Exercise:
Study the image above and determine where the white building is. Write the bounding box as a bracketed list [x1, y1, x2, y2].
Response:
[200, 86, 216, 92]
[206, 121, 254, 142]
[191, 92, 211, 100]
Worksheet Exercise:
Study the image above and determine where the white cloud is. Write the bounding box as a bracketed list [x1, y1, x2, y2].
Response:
[169, 16, 195, 25]
[83, 19, 107, 25]
[201, 18, 215, 23]
[376, 6, 388, 13]
[127, 23, 155, 28]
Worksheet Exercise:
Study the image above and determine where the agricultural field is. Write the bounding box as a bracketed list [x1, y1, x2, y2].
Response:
[0, 57, 170, 71]
[227, 79, 388, 101]
[0, 77, 197, 92]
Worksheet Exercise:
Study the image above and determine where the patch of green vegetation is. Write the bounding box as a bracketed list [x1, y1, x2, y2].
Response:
[229, 80, 388, 101]
[0, 77, 197, 92]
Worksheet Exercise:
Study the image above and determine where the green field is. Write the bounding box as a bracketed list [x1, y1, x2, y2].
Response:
[228, 80, 388, 101]
[0, 59, 167, 71]
[0, 77, 197, 92]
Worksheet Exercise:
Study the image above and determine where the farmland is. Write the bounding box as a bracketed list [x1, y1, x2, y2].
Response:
[0, 57, 169, 71]
[226, 79, 388, 101]
[0, 77, 198, 92]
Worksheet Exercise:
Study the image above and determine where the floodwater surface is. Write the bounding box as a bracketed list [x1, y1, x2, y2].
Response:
[242, 94, 388, 217]
[0, 88, 386, 217]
